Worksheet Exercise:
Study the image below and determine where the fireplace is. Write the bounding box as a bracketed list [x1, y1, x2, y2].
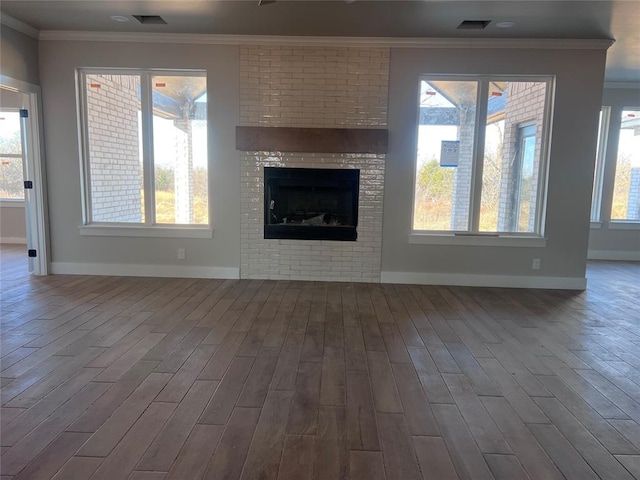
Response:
[264, 167, 359, 241]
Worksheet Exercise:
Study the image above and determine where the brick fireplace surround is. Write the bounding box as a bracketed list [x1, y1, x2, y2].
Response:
[238, 45, 389, 282]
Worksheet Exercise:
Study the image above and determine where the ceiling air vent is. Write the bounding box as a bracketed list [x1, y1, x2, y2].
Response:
[132, 15, 167, 25]
[457, 20, 491, 30]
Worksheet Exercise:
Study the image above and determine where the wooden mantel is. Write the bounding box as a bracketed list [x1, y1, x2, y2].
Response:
[236, 126, 388, 154]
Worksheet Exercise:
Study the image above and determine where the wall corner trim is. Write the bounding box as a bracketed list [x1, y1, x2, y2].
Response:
[37, 31, 614, 50]
[380, 271, 587, 290]
[50, 262, 240, 279]
[0, 13, 40, 38]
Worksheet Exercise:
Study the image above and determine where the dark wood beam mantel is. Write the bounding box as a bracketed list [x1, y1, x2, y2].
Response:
[236, 126, 388, 154]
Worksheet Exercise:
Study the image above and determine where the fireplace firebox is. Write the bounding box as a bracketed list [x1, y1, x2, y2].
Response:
[264, 167, 359, 241]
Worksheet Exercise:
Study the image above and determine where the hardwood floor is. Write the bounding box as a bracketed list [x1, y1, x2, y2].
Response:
[1, 243, 640, 479]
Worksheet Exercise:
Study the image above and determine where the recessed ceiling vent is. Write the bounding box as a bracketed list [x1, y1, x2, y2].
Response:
[132, 15, 167, 25]
[457, 20, 491, 30]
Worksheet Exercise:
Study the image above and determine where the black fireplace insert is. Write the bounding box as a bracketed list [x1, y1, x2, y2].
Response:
[264, 167, 359, 241]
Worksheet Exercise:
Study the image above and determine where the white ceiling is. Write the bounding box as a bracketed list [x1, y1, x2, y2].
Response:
[2, 0, 639, 82]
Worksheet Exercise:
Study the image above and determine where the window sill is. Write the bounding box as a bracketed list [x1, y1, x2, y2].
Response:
[590, 222, 602, 229]
[79, 225, 213, 239]
[608, 221, 640, 231]
[409, 233, 547, 247]
[0, 199, 25, 208]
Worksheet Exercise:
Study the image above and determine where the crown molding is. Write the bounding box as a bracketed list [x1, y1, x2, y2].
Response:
[38, 30, 614, 50]
[603, 81, 640, 89]
[0, 13, 39, 39]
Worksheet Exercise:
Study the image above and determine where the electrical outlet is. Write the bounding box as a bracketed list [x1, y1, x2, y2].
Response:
[532, 258, 541, 270]
[178, 248, 186, 260]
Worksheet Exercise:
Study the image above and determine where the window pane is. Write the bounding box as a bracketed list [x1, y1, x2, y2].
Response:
[0, 111, 24, 199]
[611, 109, 640, 221]
[479, 81, 547, 233]
[414, 80, 477, 231]
[85, 74, 144, 223]
[152, 75, 208, 225]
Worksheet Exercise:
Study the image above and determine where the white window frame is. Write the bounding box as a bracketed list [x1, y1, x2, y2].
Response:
[76, 68, 212, 238]
[410, 74, 554, 246]
[590, 106, 610, 224]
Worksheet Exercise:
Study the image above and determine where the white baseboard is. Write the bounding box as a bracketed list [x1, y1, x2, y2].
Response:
[380, 271, 587, 290]
[0, 237, 27, 244]
[587, 250, 640, 261]
[46, 263, 591, 289]
[50, 262, 240, 279]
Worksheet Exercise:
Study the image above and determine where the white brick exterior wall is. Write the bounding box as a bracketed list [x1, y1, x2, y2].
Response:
[239, 46, 389, 282]
[497, 81, 547, 231]
[86, 74, 142, 223]
[451, 109, 475, 230]
[173, 115, 195, 224]
[628, 168, 640, 220]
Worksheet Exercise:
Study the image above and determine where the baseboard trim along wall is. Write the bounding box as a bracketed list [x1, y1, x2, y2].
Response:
[49, 262, 589, 289]
[50, 262, 240, 279]
[587, 250, 640, 261]
[0, 237, 27, 244]
[380, 271, 587, 290]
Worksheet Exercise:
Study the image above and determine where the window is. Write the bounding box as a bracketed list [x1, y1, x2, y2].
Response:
[78, 69, 208, 227]
[0, 110, 24, 200]
[611, 109, 640, 222]
[591, 107, 610, 222]
[413, 77, 553, 237]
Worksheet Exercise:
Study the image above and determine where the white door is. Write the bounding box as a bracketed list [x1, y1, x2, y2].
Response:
[0, 77, 48, 274]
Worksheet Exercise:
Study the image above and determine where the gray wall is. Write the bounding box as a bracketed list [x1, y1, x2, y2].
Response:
[383, 48, 607, 280]
[0, 25, 39, 84]
[38, 39, 609, 280]
[38, 40, 240, 268]
[588, 86, 640, 257]
[0, 206, 26, 242]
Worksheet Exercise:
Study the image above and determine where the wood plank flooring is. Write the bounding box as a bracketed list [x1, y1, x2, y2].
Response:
[1, 244, 640, 479]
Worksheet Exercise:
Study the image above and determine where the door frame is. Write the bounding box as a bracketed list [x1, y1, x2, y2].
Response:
[1, 74, 49, 275]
